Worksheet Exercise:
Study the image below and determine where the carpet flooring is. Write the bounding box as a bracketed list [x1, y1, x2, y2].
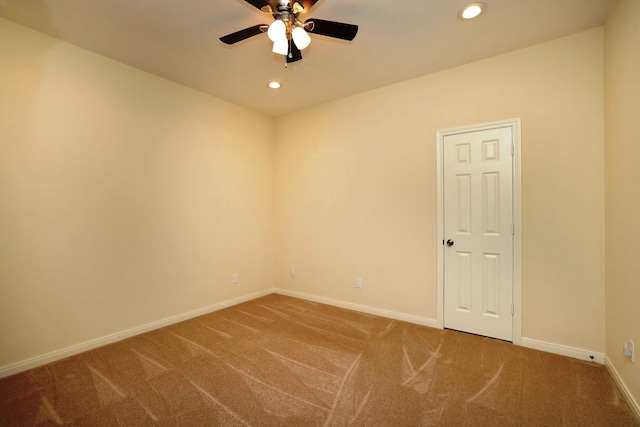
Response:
[0, 293, 637, 426]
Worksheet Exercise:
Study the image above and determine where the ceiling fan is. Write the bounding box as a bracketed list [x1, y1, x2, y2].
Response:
[220, 0, 358, 63]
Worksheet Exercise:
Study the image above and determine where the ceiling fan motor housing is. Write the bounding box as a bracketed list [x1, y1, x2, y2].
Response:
[269, 1, 304, 30]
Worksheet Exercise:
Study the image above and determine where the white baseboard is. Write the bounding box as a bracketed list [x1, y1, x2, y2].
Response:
[274, 288, 438, 328]
[0, 288, 275, 379]
[0, 286, 616, 390]
[273, 290, 607, 367]
[605, 356, 640, 423]
[521, 337, 605, 364]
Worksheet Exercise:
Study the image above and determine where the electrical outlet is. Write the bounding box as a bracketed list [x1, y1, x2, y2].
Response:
[355, 277, 362, 289]
[232, 273, 238, 284]
[623, 339, 635, 363]
[290, 267, 296, 278]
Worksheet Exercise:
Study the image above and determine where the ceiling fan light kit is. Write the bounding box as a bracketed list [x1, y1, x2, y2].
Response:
[272, 37, 289, 55]
[292, 26, 311, 50]
[220, 0, 358, 64]
[267, 19, 287, 42]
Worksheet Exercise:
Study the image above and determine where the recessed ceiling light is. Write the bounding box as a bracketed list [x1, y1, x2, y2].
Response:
[267, 81, 281, 89]
[458, 2, 485, 20]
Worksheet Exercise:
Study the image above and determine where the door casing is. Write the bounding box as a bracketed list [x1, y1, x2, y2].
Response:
[436, 118, 522, 345]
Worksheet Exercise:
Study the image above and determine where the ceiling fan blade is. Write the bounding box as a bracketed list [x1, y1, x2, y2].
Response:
[220, 25, 267, 45]
[243, 0, 269, 11]
[305, 18, 358, 41]
[296, 0, 319, 13]
[287, 41, 303, 63]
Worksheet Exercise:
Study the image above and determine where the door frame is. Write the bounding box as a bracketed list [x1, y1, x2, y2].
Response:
[435, 118, 522, 344]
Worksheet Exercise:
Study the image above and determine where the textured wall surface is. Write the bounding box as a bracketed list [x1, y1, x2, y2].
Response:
[275, 28, 605, 352]
[605, 0, 640, 410]
[0, 18, 275, 368]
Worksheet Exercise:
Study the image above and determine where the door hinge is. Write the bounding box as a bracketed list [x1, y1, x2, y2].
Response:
[512, 224, 515, 235]
[511, 304, 515, 315]
[511, 144, 515, 156]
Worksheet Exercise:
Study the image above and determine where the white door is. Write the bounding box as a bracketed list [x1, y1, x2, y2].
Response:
[443, 126, 514, 341]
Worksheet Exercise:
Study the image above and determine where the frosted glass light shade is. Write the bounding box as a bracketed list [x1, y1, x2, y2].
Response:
[292, 27, 311, 50]
[268, 20, 287, 42]
[272, 39, 288, 56]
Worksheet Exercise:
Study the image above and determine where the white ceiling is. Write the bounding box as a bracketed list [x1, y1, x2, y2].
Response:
[0, 0, 613, 117]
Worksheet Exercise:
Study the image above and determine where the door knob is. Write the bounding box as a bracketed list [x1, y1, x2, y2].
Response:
[446, 239, 454, 247]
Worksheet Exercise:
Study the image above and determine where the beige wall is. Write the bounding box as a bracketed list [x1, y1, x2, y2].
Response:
[275, 28, 606, 352]
[0, 18, 275, 368]
[605, 0, 640, 406]
[0, 14, 617, 386]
